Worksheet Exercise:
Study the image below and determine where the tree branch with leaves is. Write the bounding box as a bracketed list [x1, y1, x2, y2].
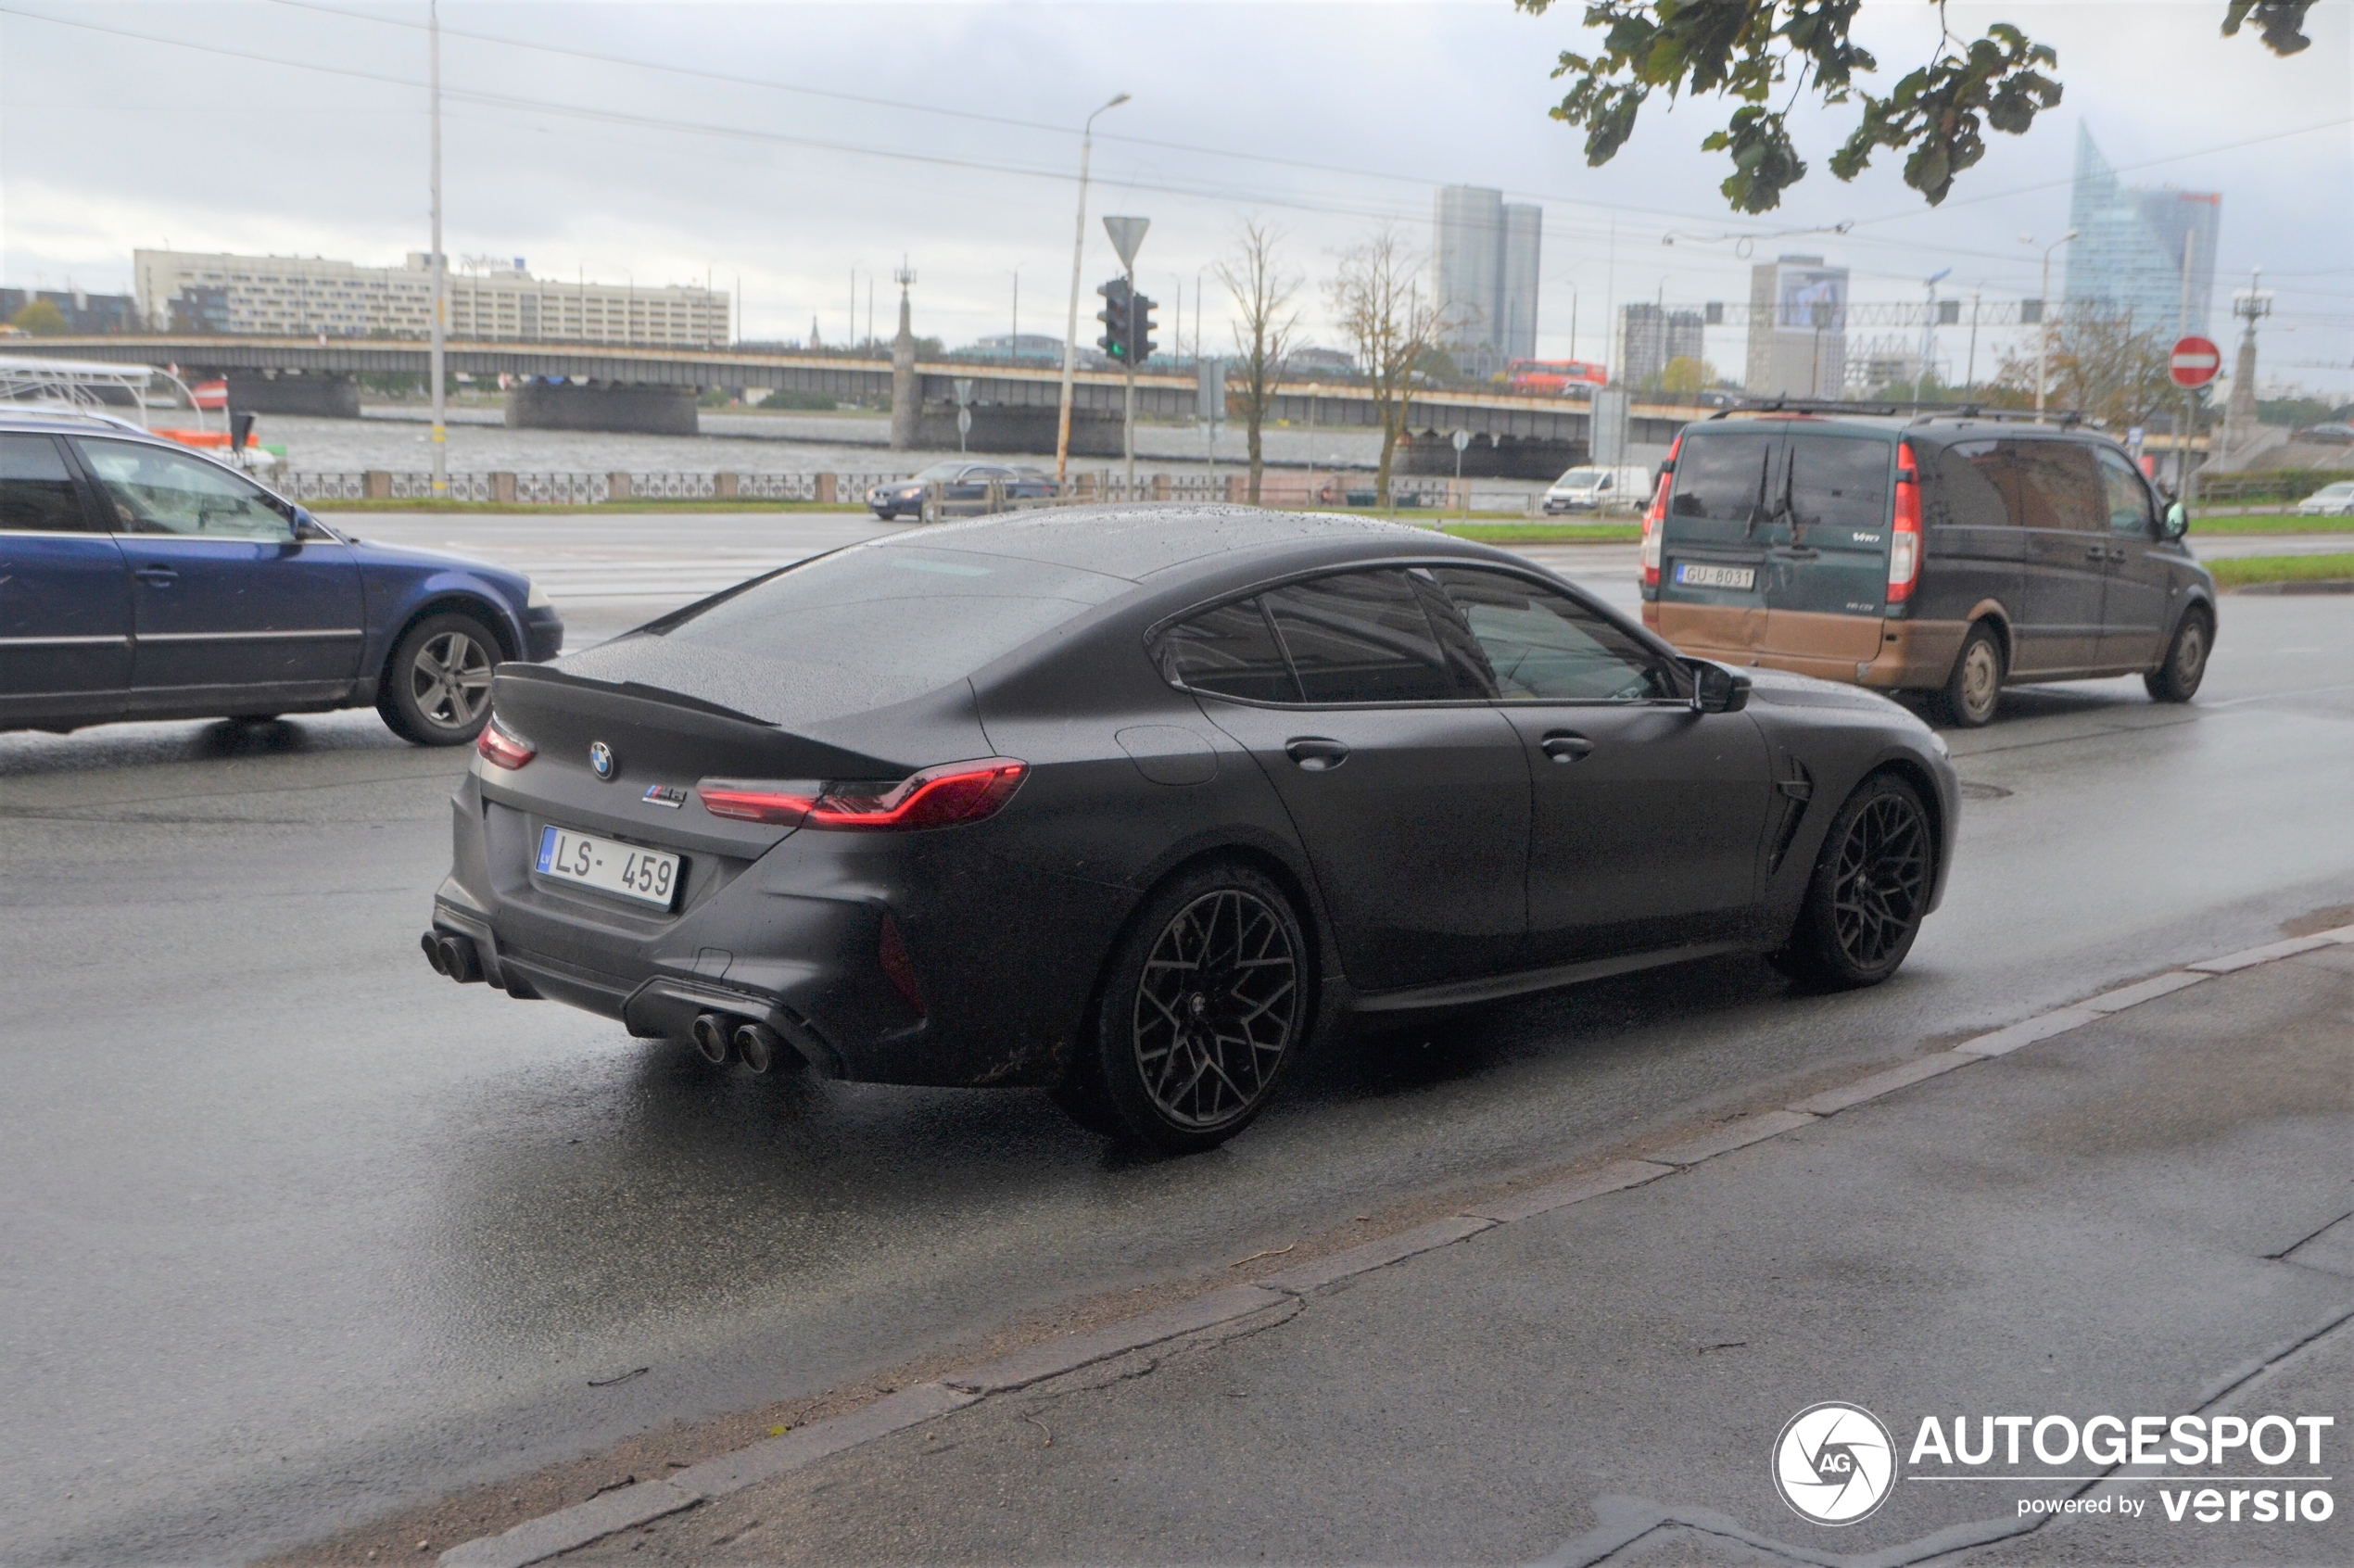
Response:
[1516, 0, 2314, 212]
[1214, 221, 1302, 506]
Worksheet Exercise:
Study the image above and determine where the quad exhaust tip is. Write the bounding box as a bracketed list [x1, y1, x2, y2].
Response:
[734, 1021, 783, 1076]
[421, 930, 483, 983]
[689, 1011, 734, 1067]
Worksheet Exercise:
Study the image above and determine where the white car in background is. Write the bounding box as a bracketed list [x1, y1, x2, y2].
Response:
[2295, 480, 2354, 516]
[1541, 463, 1652, 515]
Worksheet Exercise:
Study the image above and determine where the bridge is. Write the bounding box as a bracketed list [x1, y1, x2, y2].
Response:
[0, 335, 1695, 474]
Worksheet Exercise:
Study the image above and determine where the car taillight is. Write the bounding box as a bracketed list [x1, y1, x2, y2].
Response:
[1641, 436, 1678, 589]
[475, 715, 535, 770]
[1889, 440, 1923, 605]
[698, 757, 1028, 832]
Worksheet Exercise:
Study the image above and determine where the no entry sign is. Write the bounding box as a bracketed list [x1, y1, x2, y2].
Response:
[2170, 335, 2221, 388]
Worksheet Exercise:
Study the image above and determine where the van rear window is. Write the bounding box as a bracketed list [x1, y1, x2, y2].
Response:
[1787, 436, 1891, 535]
[1668, 433, 1777, 525]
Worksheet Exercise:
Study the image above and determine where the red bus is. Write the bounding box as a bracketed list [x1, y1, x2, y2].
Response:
[1506, 359, 1608, 394]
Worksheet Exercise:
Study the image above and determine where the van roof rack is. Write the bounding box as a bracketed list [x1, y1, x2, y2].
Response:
[1705, 397, 2087, 428]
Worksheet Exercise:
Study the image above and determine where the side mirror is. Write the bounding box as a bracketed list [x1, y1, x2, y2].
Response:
[1689, 659, 1751, 714]
[2161, 501, 2189, 539]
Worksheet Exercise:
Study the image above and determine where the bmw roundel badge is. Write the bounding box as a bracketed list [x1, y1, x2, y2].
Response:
[588, 740, 615, 780]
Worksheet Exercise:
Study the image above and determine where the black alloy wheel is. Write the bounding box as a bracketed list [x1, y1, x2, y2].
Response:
[1774, 774, 1934, 990]
[1941, 623, 2004, 728]
[379, 611, 500, 745]
[2145, 610, 2211, 703]
[1059, 862, 1309, 1154]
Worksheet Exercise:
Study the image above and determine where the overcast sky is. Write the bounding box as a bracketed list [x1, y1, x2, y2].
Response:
[3, 1, 2348, 392]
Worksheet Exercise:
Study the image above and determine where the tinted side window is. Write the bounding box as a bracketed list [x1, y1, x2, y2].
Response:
[1159, 598, 1299, 703]
[1788, 435, 1892, 533]
[2095, 449, 2154, 535]
[1429, 567, 1678, 702]
[71, 437, 291, 538]
[2003, 440, 2105, 532]
[1928, 439, 2015, 529]
[0, 433, 88, 532]
[1668, 432, 1778, 526]
[1262, 569, 1457, 704]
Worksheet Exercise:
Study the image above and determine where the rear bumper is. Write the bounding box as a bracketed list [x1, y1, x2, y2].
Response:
[429, 777, 1131, 1089]
[1645, 601, 1968, 690]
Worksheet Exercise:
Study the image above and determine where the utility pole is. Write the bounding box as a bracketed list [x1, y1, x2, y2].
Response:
[1965, 290, 1981, 391]
[2032, 231, 2077, 422]
[427, 0, 446, 497]
[1056, 94, 1129, 484]
[1917, 268, 1950, 405]
[2174, 227, 2198, 493]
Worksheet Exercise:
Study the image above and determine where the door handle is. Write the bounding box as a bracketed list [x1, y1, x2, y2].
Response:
[1284, 737, 1349, 772]
[2082, 544, 2107, 562]
[1540, 731, 1596, 764]
[133, 565, 179, 585]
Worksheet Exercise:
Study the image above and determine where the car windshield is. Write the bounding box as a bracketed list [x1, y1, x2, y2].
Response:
[1554, 468, 1604, 488]
[911, 462, 968, 482]
[2317, 484, 2354, 499]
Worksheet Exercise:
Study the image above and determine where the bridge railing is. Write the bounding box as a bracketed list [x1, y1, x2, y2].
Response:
[273, 469, 1547, 516]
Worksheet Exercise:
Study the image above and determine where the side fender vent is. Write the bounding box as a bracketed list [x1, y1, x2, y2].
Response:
[1766, 753, 1815, 875]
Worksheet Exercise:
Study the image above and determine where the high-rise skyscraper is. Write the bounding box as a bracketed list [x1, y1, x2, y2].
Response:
[1744, 255, 1848, 398]
[2064, 125, 2220, 338]
[1434, 185, 1541, 378]
[1616, 302, 1706, 389]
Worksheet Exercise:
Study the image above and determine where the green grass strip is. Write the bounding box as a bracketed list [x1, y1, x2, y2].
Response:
[2189, 512, 2354, 534]
[1442, 522, 1646, 543]
[2208, 552, 2354, 588]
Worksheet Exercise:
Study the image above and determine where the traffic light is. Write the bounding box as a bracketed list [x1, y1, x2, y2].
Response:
[1132, 292, 1158, 366]
[1096, 277, 1133, 361]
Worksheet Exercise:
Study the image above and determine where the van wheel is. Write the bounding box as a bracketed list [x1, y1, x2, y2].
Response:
[2145, 610, 2210, 703]
[1940, 625, 2004, 727]
[1772, 773, 1935, 991]
[1063, 862, 1310, 1155]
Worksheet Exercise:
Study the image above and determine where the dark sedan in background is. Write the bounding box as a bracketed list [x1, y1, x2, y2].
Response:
[0, 411, 561, 743]
[425, 508, 1958, 1152]
[867, 461, 1057, 520]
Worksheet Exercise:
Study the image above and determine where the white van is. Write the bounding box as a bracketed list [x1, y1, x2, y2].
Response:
[1541, 463, 1652, 514]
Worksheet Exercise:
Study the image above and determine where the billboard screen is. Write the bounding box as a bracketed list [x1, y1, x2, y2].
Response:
[1778, 266, 1847, 332]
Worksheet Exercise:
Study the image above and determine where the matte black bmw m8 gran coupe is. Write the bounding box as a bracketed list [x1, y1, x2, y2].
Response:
[425, 507, 1957, 1152]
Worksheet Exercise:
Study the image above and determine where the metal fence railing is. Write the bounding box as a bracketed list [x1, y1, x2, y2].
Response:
[272, 469, 1556, 516]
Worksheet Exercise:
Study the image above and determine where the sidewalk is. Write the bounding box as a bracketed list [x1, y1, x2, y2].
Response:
[500, 929, 2354, 1567]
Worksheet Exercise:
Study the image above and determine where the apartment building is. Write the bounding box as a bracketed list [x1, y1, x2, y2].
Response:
[131, 250, 730, 345]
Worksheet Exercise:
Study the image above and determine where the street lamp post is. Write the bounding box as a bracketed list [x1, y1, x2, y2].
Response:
[2031, 230, 2079, 422]
[427, 0, 446, 497]
[1055, 93, 1130, 486]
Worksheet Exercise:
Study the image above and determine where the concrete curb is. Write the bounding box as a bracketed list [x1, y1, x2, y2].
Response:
[941, 1284, 1288, 1395]
[1259, 1215, 1496, 1295]
[436, 922, 2354, 1568]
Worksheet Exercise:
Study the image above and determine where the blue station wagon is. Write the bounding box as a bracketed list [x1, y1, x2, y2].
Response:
[0, 411, 561, 743]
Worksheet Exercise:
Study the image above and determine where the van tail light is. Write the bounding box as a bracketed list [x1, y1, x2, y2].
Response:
[1642, 435, 1678, 589]
[1888, 440, 1923, 605]
[699, 758, 1028, 832]
[475, 715, 536, 770]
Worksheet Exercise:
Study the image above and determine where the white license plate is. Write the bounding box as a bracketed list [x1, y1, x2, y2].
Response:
[536, 825, 681, 909]
[1676, 562, 1757, 590]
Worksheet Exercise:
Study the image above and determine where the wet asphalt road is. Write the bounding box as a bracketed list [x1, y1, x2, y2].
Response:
[2, 516, 2350, 1564]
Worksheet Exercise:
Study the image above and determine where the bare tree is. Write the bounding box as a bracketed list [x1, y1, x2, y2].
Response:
[1994, 307, 2174, 431]
[1213, 221, 1301, 505]
[1326, 228, 1451, 506]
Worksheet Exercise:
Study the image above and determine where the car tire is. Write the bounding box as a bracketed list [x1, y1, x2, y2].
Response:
[1065, 861, 1311, 1155]
[378, 611, 500, 746]
[1939, 623, 2005, 728]
[2144, 609, 2211, 703]
[1771, 772, 1935, 992]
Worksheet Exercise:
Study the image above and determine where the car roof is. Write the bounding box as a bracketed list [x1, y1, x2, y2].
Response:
[874, 504, 1487, 584]
[0, 405, 156, 436]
